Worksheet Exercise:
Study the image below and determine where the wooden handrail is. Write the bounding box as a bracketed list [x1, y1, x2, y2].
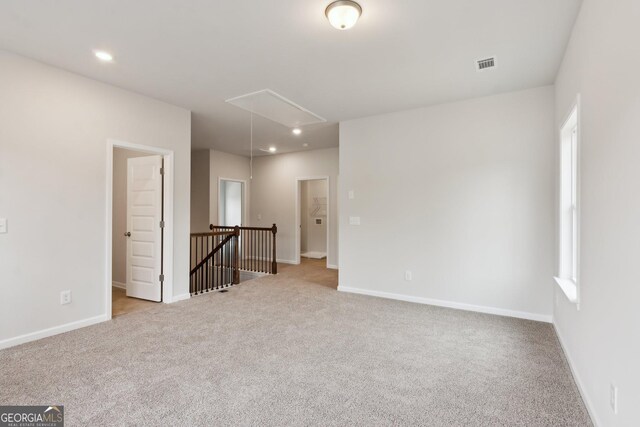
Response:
[190, 231, 234, 237]
[210, 224, 275, 232]
[189, 233, 233, 275]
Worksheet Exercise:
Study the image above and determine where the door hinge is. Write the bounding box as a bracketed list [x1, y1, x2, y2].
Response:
[160, 220, 165, 228]
[160, 167, 164, 175]
[159, 274, 165, 282]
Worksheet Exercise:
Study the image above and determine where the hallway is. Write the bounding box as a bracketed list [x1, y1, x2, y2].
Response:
[276, 258, 338, 289]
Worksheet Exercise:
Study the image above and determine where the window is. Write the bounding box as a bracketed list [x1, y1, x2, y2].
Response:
[555, 98, 580, 304]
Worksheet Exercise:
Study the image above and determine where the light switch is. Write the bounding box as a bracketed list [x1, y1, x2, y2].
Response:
[0, 218, 6, 234]
[257, 214, 262, 221]
[348, 190, 355, 200]
[349, 216, 361, 226]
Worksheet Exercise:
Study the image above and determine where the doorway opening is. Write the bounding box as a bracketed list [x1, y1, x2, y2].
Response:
[296, 177, 329, 267]
[218, 178, 246, 226]
[106, 140, 175, 319]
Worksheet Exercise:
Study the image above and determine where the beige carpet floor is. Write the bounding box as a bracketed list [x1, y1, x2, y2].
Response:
[1, 265, 590, 426]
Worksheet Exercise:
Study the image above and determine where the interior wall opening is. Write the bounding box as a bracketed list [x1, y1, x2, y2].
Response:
[111, 146, 166, 317]
[299, 178, 328, 264]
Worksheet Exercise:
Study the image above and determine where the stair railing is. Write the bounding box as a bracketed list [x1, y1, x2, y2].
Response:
[189, 227, 239, 295]
[209, 224, 278, 274]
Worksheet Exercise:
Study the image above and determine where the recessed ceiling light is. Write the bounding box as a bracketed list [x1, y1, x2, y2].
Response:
[303, 143, 309, 147]
[269, 147, 277, 153]
[325, 0, 362, 30]
[292, 128, 302, 135]
[94, 50, 113, 62]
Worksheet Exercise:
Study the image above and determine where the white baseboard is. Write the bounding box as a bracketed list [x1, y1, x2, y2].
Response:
[327, 264, 338, 270]
[112, 281, 126, 289]
[553, 322, 599, 426]
[277, 259, 299, 265]
[170, 293, 191, 303]
[0, 314, 109, 350]
[301, 251, 327, 259]
[337, 286, 552, 323]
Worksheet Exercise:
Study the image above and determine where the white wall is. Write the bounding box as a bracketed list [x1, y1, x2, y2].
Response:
[112, 148, 147, 285]
[339, 86, 555, 321]
[209, 150, 251, 226]
[250, 148, 339, 267]
[0, 51, 191, 346]
[301, 179, 328, 255]
[190, 150, 210, 233]
[554, 0, 640, 424]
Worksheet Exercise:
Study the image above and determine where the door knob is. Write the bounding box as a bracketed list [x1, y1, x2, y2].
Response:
[124, 232, 131, 237]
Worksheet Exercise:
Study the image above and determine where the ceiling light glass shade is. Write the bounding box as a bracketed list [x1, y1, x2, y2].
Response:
[292, 128, 302, 135]
[269, 147, 277, 153]
[94, 50, 113, 62]
[325, 1, 362, 30]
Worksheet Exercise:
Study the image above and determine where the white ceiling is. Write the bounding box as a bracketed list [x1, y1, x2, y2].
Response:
[0, 0, 582, 156]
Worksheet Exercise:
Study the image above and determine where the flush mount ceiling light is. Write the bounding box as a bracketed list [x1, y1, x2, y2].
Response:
[292, 128, 302, 135]
[269, 147, 277, 153]
[94, 50, 113, 62]
[325, 0, 362, 30]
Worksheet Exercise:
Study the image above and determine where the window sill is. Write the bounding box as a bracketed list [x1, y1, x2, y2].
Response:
[554, 277, 578, 304]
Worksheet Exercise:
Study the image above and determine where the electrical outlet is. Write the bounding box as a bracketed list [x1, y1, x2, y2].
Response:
[405, 271, 412, 281]
[60, 290, 71, 305]
[348, 190, 355, 200]
[0, 218, 7, 234]
[349, 216, 361, 226]
[610, 384, 618, 414]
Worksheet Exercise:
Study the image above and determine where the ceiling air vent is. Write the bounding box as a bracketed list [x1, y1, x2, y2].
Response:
[476, 57, 496, 72]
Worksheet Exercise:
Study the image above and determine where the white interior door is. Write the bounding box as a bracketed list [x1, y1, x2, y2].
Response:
[126, 155, 163, 301]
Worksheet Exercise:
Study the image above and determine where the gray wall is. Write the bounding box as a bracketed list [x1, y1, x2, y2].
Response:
[0, 51, 191, 345]
[250, 148, 339, 267]
[553, 0, 640, 424]
[190, 150, 210, 233]
[209, 150, 251, 226]
[339, 86, 556, 320]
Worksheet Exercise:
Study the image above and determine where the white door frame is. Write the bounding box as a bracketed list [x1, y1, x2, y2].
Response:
[217, 177, 247, 227]
[295, 176, 330, 267]
[105, 139, 175, 320]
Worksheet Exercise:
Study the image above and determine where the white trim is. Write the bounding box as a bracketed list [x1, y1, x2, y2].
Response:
[556, 94, 581, 309]
[106, 139, 176, 322]
[170, 293, 191, 303]
[0, 314, 108, 350]
[301, 251, 327, 259]
[337, 286, 552, 323]
[112, 281, 126, 290]
[225, 89, 327, 124]
[295, 176, 331, 269]
[217, 177, 247, 227]
[554, 277, 578, 304]
[327, 264, 338, 270]
[553, 322, 600, 426]
[277, 258, 299, 265]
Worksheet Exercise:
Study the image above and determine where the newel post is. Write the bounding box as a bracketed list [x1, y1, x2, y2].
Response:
[233, 226, 240, 284]
[271, 223, 278, 274]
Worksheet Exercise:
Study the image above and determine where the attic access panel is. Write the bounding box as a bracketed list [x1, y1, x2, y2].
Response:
[225, 89, 326, 128]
